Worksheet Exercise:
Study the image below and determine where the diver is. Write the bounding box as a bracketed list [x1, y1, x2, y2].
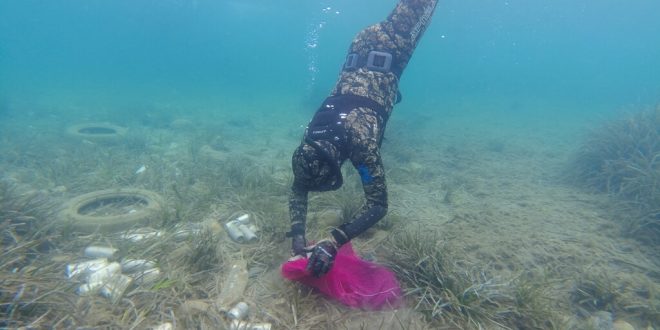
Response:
[287, 0, 439, 277]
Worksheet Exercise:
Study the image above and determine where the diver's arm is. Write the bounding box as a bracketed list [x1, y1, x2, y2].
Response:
[331, 138, 388, 245]
[332, 168, 387, 245]
[287, 182, 308, 255]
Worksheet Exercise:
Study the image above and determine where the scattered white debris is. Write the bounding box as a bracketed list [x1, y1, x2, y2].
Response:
[152, 323, 173, 330]
[100, 274, 133, 303]
[235, 214, 250, 224]
[227, 301, 249, 320]
[66, 258, 109, 279]
[67, 244, 161, 302]
[135, 165, 147, 175]
[225, 214, 259, 243]
[120, 228, 163, 242]
[132, 267, 161, 285]
[87, 262, 121, 283]
[120, 259, 156, 273]
[230, 320, 272, 330]
[84, 246, 118, 259]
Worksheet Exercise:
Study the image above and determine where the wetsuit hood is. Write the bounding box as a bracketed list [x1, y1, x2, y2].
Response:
[292, 140, 343, 192]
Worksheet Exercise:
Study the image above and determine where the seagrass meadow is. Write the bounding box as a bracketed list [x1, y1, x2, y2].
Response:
[1, 0, 660, 329]
[1, 98, 658, 329]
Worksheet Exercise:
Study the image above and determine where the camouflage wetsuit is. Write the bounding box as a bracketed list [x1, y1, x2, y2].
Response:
[289, 0, 439, 247]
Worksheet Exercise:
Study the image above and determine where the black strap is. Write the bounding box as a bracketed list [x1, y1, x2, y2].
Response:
[344, 51, 403, 78]
[322, 94, 389, 122]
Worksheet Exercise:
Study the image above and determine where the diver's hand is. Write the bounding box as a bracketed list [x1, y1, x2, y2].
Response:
[290, 234, 307, 258]
[304, 239, 338, 277]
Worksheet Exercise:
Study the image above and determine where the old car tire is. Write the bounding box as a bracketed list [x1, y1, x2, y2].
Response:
[59, 188, 164, 233]
[66, 122, 127, 142]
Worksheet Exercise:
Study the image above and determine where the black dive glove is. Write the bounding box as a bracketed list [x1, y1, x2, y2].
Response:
[291, 234, 307, 257]
[305, 239, 338, 277]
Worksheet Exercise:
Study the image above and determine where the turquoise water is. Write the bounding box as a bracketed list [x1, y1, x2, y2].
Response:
[2, 0, 659, 119]
[1, 1, 660, 328]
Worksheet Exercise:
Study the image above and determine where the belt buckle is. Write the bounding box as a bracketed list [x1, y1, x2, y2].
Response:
[366, 51, 392, 72]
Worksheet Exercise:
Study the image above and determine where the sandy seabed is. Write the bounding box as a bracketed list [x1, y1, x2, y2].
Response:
[0, 97, 658, 329]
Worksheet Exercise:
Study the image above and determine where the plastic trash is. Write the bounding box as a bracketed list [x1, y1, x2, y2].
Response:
[215, 259, 248, 311]
[225, 221, 245, 243]
[237, 224, 257, 242]
[135, 165, 147, 175]
[152, 322, 173, 330]
[235, 214, 250, 224]
[66, 258, 108, 278]
[120, 228, 163, 242]
[230, 320, 271, 330]
[227, 301, 249, 320]
[77, 281, 104, 295]
[87, 262, 121, 283]
[84, 246, 118, 259]
[226, 214, 259, 243]
[132, 267, 160, 285]
[120, 258, 156, 273]
[281, 243, 402, 310]
[100, 274, 133, 303]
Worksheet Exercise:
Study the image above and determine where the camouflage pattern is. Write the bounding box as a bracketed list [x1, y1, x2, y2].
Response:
[332, 0, 439, 113]
[290, 0, 438, 240]
[291, 140, 341, 191]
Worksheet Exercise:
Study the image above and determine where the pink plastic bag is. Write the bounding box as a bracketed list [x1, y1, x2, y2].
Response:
[281, 243, 402, 310]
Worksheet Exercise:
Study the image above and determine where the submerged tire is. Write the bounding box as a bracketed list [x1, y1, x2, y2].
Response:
[199, 144, 229, 161]
[66, 122, 127, 142]
[59, 188, 164, 233]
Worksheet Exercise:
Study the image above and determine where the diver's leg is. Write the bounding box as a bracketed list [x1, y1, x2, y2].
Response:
[354, 0, 438, 76]
[332, 0, 439, 110]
